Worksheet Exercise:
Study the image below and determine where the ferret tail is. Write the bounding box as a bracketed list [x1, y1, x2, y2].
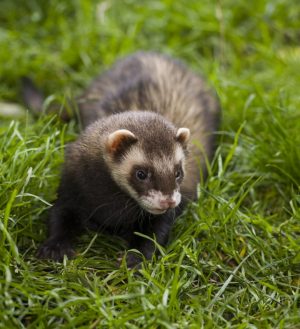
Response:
[21, 77, 73, 122]
[21, 77, 45, 116]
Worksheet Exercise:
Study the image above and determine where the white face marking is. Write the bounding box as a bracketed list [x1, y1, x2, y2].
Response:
[105, 145, 146, 200]
[172, 190, 182, 205]
[140, 189, 181, 215]
[174, 145, 185, 164]
[151, 155, 173, 175]
[150, 145, 185, 178]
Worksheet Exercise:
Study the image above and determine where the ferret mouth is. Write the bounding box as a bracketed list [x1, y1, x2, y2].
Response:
[144, 207, 167, 215]
[149, 208, 167, 215]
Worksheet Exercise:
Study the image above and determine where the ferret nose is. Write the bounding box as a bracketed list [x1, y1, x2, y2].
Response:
[159, 199, 177, 209]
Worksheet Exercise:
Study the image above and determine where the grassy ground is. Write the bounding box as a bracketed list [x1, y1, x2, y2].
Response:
[0, 0, 300, 328]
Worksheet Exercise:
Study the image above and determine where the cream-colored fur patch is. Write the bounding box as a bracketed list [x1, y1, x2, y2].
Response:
[140, 189, 181, 215]
[174, 145, 185, 164]
[105, 145, 146, 201]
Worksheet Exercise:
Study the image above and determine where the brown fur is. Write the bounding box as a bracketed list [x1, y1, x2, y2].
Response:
[77, 52, 220, 198]
[34, 52, 220, 266]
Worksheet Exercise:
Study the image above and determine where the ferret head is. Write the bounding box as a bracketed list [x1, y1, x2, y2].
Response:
[103, 114, 190, 215]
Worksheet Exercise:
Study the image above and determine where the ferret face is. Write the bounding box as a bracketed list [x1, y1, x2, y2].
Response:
[105, 127, 190, 215]
[127, 154, 184, 214]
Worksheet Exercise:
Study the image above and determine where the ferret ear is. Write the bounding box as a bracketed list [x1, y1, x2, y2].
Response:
[176, 128, 190, 146]
[106, 129, 138, 157]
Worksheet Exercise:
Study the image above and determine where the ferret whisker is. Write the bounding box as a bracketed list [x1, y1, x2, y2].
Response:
[111, 203, 140, 235]
[101, 201, 138, 233]
[83, 191, 125, 223]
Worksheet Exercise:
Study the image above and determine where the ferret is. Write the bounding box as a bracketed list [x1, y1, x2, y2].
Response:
[24, 52, 220, 267]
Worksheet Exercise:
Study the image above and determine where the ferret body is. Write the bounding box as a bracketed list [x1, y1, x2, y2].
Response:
[34, 52, 220, 267]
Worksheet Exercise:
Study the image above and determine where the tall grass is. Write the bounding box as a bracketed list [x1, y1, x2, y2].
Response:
[0, 0, 299, 327]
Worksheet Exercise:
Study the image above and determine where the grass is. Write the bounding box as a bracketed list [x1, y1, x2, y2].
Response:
[0, 0, 299, 327]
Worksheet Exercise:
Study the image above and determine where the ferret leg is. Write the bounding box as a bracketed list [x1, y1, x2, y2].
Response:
[37, 204, 84, 261]
[126, 212, 174, 268]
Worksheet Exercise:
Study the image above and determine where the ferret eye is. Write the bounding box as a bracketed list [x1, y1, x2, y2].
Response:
[175, 170, 182, 180]
[136, 170, 148, 181]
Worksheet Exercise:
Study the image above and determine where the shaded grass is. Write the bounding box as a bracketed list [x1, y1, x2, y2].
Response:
[0, 0, 300, 328]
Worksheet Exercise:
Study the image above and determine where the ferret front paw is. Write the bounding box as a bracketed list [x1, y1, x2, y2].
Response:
[125, 252, 143, 269]
[37, 238, 75, 261]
